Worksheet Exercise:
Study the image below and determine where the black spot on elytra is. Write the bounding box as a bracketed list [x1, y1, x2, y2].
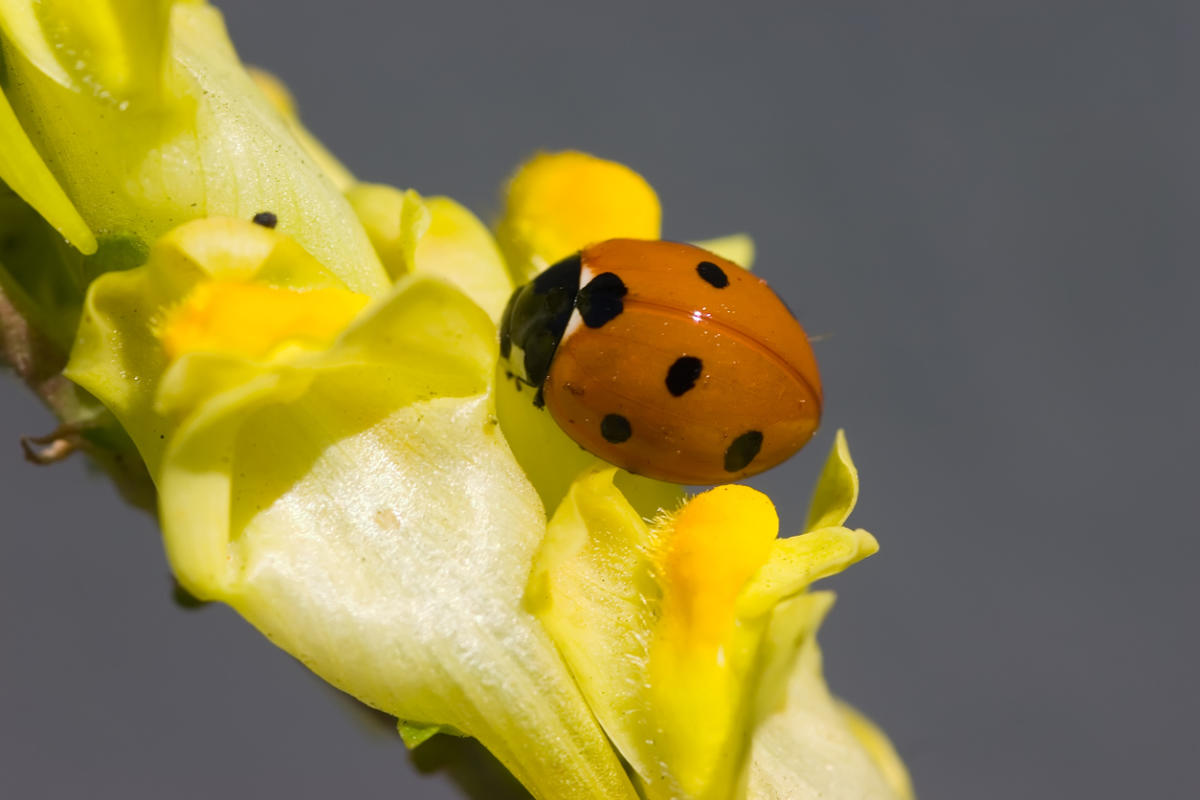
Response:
[724, 430, 763, 472]
[252, 211, 278, 228]
[601, 413, 632, 443]
[576, 272, 627, 328]
[665, 356, 703, 396]
[696, 261, 729, 288]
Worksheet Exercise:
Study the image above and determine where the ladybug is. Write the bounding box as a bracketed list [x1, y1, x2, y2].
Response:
[499, 239, 822, 484]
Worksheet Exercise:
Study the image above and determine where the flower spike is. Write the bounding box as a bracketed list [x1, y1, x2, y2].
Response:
[1, 5, 912, 793]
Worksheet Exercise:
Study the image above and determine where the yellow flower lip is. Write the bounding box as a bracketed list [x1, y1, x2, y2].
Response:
[496, 150, 662, 282]
[530, 429, 891, 799]
[658, 484, 779, 650]
[143, 216, 371, 363]
[649, 484, 781, 796]
[158, 280, 369, 362]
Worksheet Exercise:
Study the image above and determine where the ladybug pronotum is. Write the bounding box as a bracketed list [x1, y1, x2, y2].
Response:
[499, 239, 823, 484]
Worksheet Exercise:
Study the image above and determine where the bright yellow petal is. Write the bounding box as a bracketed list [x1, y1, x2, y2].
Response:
[658, 486, 777, 649]
[0, 87, 96, 253]
[158, 280, 368, 361]
[495, 150, 661, 284]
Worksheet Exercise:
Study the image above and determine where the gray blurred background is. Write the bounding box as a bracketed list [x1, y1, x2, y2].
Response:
[3, 1, 1197, 798]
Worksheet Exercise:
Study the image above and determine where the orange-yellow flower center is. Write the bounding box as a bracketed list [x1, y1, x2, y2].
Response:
[159, 280, 369, 361]
[649, 484, 779, 796]
[658, 484, 779, 650]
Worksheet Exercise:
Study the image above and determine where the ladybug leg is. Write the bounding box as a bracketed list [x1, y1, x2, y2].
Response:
[503, 369, 548, 407]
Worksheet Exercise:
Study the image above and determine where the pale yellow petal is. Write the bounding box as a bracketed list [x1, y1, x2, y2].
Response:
[738, 527, 878, 619]
[160, 384, 637, 800]
[805, 429, 860, 532]
[248, 66, 356, 191]
[348, 184, 516, 321]
[527, 467, 671, 792]
[345, 183, 428, 281]
[1, 2, 387, 294]
[749, 595, 901, 799]
[838, 702, 916, 800]
[493, 359, 682, 519]
[415, 195, 514, 321]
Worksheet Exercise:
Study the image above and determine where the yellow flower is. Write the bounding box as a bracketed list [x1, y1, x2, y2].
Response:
[528, 430, 905, 800]
[65, 212, 637, 799]
[346, 183, 514, 321]
[0, 0, 383, 293]
[2, 4, 913, 797]
[0, 0, 383, 500]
